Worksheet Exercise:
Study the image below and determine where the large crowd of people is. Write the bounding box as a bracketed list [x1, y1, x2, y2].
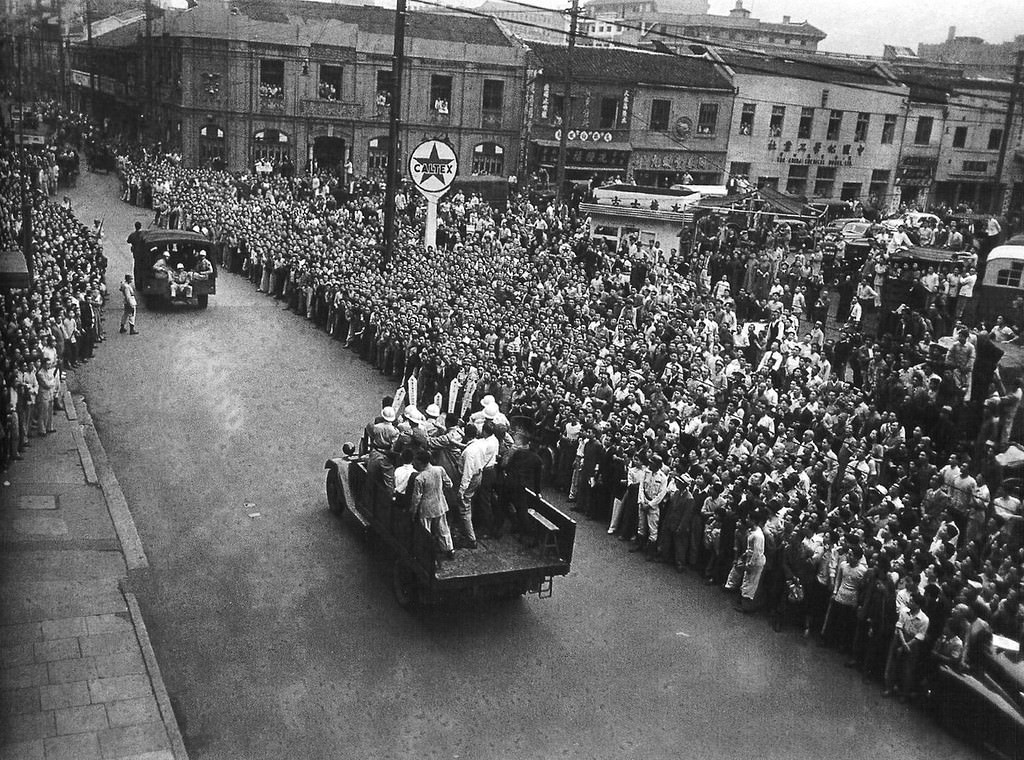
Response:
[111, 150, 1024, 715]
[0, 103, 109, 470]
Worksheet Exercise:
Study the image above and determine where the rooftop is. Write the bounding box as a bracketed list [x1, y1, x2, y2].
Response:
[528, 42, 732, 89]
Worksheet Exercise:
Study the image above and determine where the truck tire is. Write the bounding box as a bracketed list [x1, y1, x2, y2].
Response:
[326, 469, 345, 516]
[197, 294, 209, 309]
[392, 562, 417, 609]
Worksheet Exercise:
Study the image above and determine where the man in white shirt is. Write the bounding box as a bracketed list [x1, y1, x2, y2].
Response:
[883, 593, 929, 699]
[955, 267, 977, 322]
[456, 420, 499, 549]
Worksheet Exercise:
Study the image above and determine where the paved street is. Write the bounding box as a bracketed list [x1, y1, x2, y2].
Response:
[62, 171, 985, 760]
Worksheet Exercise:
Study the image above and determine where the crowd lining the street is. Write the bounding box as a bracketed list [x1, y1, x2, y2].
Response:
[0, 105, 109, 470]
[107, 148, 1024, 710]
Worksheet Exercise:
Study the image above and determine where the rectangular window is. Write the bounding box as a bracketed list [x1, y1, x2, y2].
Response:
[963, 160, 989, 172]
[914, 116, 933, 145]
[550, 93, 565, 122]
[482, 79, 504, 113]
[649, 98, 670, 132]
[798, 107, 814, 139]
[769, 105, 786, 136]
[786, 164, 809, 196]
[318, 64, 343, 101]
[697, 102, 719, 135]
[953, 126, 968, 148]
[730, 162, 751, 178]
[826, 110, 843, 141]
[996, 261, 1024, 287]
[869, 169, 890, 198]
[482, 79, 504, 127]
[430, 75, 453, 114]
[599, 97, 620, 129]
[854, 112, 870, 142]
[259, 59, 284, 100]
[840, 181, 862, 200]
[814, 166, 835, 198]
[988, 128, 1004, 150]
[375, 70, 394, 107]
[756, 176, 779, 190]
[881, 114, 897, 144]
[739, 103, 755, 134]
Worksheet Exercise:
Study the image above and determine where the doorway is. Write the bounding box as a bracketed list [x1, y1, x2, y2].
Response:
[312, 136, 346, 175]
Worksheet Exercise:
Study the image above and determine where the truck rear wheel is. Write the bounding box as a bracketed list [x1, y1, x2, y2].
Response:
[326, 470, 345, 516]
[392, 562, 417, 609]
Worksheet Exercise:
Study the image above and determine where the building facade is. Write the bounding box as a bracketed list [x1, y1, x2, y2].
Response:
[525, 43, 734, 186]
[719, 52, 908, 208]
[74, 0, 527, 179]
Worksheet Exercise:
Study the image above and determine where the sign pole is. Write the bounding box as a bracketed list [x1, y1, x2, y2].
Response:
[408, 139, 459, 250]
[424, 196, 438, 250]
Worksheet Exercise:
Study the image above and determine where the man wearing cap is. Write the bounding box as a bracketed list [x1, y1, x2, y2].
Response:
[631, 453, 669, 556]
[366, 407, 399, 513]
[170, 262, 193, 299]
[192, 250, 213, 281]
[119, 274, 138, 335]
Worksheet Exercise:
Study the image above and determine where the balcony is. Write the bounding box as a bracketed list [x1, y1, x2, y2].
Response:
[259, 95, 285, 113]
[481, 110, 503, 130]
[301, 99, 363, 120]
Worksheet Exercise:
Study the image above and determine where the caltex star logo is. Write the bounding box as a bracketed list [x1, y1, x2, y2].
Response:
[412, 143, 455, 190]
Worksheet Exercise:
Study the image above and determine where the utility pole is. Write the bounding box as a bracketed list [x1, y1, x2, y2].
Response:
[554, 0, 579, 206]
[85, 0, 95, 118]
[995, 49, 1024, 216]
[144, 0, 153, 141]
[16, 35, 34, 284]
[381, 0, 407, 272]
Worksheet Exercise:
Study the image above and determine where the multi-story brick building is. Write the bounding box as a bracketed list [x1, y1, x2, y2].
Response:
[73, 0, 527, 178]
[525, 43, 734, 186]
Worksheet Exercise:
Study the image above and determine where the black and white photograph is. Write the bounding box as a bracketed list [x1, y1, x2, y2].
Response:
[1, 0, 1024, 757]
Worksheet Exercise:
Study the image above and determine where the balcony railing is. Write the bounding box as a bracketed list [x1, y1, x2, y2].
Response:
[301, 99, 363, 119]
[481, 110, 503, 129]
[259, 95, 285, 113]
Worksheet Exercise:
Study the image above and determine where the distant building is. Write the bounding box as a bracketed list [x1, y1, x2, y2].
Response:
[917, 26, 1024, 77]
[525, 43, 734, 186]
[72, 0, 527, 177]
[578, 0, 825, 53]
[476, 0, 568, 45]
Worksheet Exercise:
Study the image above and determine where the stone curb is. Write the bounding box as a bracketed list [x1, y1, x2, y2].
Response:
[122, 582, 191, 760]
[72, 394, 149, 570]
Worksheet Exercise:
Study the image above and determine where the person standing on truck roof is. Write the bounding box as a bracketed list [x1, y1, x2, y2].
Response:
[411, 449, 455, 559]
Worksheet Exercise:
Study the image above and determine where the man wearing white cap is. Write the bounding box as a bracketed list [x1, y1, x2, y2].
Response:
[170, 262, 193, 299]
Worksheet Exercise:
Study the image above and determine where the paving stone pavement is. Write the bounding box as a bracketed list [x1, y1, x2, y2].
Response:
[0, 391, 186, 760]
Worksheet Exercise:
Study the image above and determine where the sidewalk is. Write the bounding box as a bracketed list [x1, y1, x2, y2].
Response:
[0, 387, 187, 760]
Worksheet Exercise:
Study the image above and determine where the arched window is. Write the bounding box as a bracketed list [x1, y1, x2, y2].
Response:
[471, 142, 504, 176]
[199, 124, 225, 163]
[367, 136, 390, 177]
[252, 129, 291, 166]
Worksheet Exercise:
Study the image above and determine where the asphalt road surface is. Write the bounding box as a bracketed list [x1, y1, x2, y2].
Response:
[67, 171, 984, 760]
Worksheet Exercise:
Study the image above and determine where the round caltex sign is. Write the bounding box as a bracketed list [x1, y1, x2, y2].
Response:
[408, 140, 459, 195]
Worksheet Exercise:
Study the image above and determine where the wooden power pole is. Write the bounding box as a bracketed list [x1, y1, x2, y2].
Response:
[554, 0, 579, 206]
[381, 0, 407, 272]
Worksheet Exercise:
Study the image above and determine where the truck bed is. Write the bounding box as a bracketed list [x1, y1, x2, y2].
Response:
[434, 535, 565, 582]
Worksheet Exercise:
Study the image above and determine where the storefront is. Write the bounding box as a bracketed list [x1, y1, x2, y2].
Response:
[530, 135, 631, 182]
[631, 150, 725, 188]
[895, 156, 937, 208]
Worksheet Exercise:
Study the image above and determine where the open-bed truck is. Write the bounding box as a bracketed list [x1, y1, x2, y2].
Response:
[325, 448, 576, 607]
